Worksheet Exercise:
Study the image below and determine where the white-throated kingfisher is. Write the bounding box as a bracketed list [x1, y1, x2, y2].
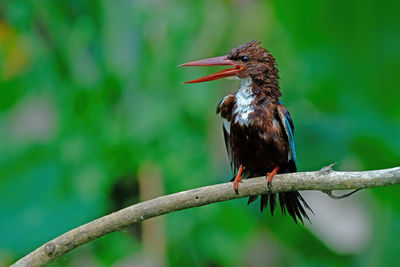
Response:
[180, 41, 312, 223]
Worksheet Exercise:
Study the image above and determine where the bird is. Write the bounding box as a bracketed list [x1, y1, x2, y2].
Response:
[180, 41, 312, 223]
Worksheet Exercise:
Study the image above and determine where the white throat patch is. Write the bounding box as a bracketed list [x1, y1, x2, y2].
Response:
[233, 77, 254, 126]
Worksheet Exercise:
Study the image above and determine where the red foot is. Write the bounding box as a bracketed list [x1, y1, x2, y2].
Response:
[267, 166, 280, 189]
[233, 165, 243, 194]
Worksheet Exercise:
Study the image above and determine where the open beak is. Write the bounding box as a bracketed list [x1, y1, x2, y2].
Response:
[179, 55, 242, 83]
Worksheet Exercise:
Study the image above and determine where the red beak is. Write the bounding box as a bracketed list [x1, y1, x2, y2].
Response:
[179, 55, 242, 83]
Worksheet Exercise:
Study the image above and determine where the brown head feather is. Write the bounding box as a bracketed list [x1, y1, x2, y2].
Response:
[227, 41, 281, 98]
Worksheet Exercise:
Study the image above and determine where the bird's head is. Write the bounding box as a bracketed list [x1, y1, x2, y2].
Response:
[180, 41, 278, 84]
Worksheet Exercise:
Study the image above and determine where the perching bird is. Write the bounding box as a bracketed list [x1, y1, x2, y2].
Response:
[180, 41, 312, 223]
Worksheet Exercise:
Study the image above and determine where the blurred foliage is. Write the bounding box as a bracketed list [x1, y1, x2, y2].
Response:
[1, 0, 400, 266]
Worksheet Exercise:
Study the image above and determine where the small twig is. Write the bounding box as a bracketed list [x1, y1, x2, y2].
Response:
[11, 166, 400, 267]
[319, 163, 362, 199]
[318, 163, 336, 175]
[323, 189, 361, 199]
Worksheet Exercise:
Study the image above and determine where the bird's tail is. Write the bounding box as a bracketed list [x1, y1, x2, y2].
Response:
[248, 191, 313, 224]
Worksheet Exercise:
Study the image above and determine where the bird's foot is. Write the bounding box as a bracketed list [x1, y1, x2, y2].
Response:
[266, 166, 280, 190]
[233, 165, 244, 194]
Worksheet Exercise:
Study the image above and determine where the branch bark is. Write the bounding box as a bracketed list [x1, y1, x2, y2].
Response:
[12, 166, 400, 267]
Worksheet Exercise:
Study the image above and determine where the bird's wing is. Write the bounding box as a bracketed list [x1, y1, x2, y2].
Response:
[277, 103, 297, 172]
[216, 94, 236, 173]
[222, 119, 236, 173]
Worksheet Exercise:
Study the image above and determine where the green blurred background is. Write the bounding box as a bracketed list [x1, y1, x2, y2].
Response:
[1, 0, 400, 266]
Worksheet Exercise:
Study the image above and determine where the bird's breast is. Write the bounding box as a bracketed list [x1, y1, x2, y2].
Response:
[233, 78, 255, 126]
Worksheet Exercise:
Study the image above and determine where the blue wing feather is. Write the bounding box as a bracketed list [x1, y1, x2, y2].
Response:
[283, 114, 297, 164]
[277, 103, 297, 167]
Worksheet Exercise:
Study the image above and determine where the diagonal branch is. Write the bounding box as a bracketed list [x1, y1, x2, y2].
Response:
[12, 166, 400, 267]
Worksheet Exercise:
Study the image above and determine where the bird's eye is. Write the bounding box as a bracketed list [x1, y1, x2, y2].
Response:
[241, 56, 249, 62]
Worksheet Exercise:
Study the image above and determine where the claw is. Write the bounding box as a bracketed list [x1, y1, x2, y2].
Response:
[266, 166, 280, 188]
[234, 186, 239, 194]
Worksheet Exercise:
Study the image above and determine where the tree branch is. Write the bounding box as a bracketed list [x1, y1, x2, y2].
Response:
[12, 166, 400, 267]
